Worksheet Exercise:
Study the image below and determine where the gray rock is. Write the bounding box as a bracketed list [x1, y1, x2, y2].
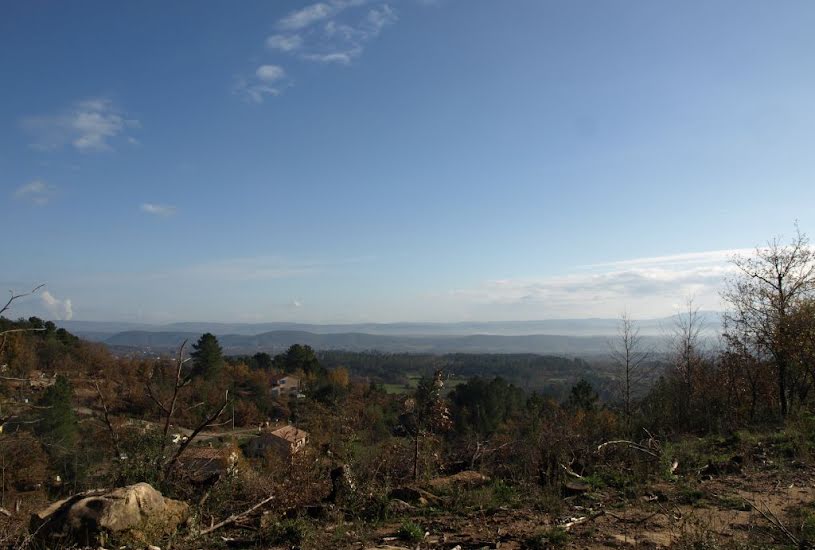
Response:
[30, 482, 189, 546]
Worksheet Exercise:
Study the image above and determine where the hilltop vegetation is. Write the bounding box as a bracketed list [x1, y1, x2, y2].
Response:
[1, 229, 815, 548]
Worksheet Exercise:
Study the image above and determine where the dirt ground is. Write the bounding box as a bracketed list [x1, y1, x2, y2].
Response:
[355, 467, 815, 549]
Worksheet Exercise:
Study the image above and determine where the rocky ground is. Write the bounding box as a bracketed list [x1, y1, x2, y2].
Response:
[8, 434, 815, 549]
[326, 447, 815, 549]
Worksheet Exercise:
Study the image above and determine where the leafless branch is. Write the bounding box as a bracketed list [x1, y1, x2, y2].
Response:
[0, 284, 44, 318]
[163, 389, 229, 478]
[746, 497, 799, 546]
[191, 492, 276, 539]
[597, 439, 661, 459]
[94, 380, 122, 457]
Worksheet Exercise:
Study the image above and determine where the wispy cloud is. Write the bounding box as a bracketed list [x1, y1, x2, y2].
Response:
[267, 1, 396, 66]
[301, 50, 362, 64]
[233, 64, 287, 104]
[14, 180, 57, 205]
[266, 34, 303, 52]
[41, 290, 73, 320]
[277, 1, 365, 31]
[446, 250, 748, 318]
[582, 249, 756, 270]
[140, 203, 177, 217]
[294, 3, 397, 65]
[256, 64, 285, 82]
[21, 98, 139, 152]
[237, 1, 397, 103]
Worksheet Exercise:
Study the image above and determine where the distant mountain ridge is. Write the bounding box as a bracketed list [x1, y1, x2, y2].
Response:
[60, 314, 720, 356]
[60, 313, 721, 339]
[103, 329, 657, 356]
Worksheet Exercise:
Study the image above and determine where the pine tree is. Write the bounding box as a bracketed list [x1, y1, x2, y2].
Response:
[567, 379, 599, 412]
[36, 374, 78, 447]
[190, 333, 224, 380]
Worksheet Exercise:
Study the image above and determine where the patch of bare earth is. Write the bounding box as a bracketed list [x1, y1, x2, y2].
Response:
[361, 466, 815, 549]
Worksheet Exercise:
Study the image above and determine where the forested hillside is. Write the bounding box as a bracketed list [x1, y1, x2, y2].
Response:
[1, 231, 815, 549]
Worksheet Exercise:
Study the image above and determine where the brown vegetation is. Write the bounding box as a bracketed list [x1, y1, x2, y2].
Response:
[1, 228, 815, 548]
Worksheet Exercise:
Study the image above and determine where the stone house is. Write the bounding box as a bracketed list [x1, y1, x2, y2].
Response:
[270, 374, 300, 399]
[246, 425, 308, 458]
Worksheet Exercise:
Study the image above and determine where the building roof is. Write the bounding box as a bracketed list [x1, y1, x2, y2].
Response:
[270, 374, 299, 384]
[181, 447, 229, 461]
[271, 425, 308, 443]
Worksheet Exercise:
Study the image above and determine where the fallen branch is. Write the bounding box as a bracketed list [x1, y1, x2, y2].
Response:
[560, 463, 583, 479]
[746, 498, 799, 546]
[191, 493, 276, 538]
[562, 510, 605, 530]
[597, 440, 661, 459]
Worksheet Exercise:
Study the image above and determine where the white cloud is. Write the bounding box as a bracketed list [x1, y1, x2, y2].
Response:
[21, 98, 139, 153]
[233, 78, 283, 104]
[277, 2, 349, 30]
[14, 180, 56, 205]
[234, 65, 288, 103]
[41, 290, 73, 320]
[236, 1, 396, 103]
[292, 299, 303, 308]
[302, 50, 361, 64]
[583, 249, 756, 269]
[140, 203, 177, 217]
[271, 2, 396, 65]
[256, 64, 286, 82]
[445, 250, 749, 319]
[299, 4, 396, 64]
[365, 4, 397, 34]
[266, 34, 303, 51]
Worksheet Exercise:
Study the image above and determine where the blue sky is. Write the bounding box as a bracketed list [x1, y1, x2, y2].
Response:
[2, 0, 814, 323]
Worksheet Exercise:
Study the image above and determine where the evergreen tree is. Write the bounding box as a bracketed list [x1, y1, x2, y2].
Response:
[567, 379, 599, 412]
[276, 344, 323, 376]
[251, 351, 273, 370]
[190, 332, 224, 380]
[36, 374, 78, 447]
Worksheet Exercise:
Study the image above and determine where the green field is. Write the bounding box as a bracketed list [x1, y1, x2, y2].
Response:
[383, 374, 467, 395]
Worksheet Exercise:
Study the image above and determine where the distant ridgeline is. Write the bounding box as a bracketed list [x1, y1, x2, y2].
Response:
[95, 328, 666, 356]
[60, 315, 721, 357]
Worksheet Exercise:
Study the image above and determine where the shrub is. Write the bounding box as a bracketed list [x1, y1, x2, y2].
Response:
[397, 520, 424, 542]
[262, 518, 313, 546]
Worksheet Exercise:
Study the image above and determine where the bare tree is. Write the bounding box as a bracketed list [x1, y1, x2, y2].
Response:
[609, 312, 650, 431]
[94, 380, 122, 458]
[670, 297, 705, 418]
[0, 284, 44, 319]
[146, 340, 193, 464]
[144, 340, 230, 479]
[721, 322, 766, 422]
[722, 226, 815, 418]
